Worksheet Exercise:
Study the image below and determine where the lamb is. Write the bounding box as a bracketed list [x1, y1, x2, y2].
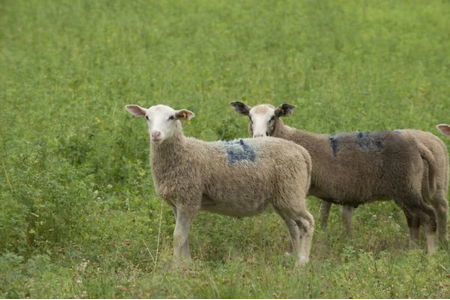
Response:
[230, 101, 449, 254]
[125, 104, 315, 266]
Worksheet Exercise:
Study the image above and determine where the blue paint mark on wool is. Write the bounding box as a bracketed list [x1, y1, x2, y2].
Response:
[356, 132, 383, 150]
[220, 139, 256, 164]
[328, 131, 385, 157]
[357, 132, 370, 148]
[328, 136, 340, 157]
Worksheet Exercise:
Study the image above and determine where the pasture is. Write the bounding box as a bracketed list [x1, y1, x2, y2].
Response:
[1, 0, 450, 297]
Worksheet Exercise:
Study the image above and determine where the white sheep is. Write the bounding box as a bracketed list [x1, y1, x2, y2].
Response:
[125, 104, 314, 266]
[231, 101, 449, 254]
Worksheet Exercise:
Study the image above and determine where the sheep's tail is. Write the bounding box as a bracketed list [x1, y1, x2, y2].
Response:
[419, 143, 437, 199]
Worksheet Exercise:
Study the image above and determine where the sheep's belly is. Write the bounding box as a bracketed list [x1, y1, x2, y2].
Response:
[201, 195, 268, 217]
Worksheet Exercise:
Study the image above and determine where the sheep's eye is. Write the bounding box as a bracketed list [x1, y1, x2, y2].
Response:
[168, 116, 175, 121]
[145, 115, 149, 120]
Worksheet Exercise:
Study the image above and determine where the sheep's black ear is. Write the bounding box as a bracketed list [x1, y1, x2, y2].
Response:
[125, 105, 147, 117]
[437, 124, 450, 137]
[230, 101, 251, 116]
[275, 103, 296, 117]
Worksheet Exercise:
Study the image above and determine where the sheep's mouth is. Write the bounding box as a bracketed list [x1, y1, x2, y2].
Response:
[151, 138, 163, 144]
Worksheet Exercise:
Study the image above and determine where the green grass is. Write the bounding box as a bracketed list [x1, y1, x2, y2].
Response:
[2, 0, 450, 297]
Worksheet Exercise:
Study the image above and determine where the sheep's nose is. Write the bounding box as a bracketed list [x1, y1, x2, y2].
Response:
[253, 134, 265, 138]
[151, 131, 161, 139]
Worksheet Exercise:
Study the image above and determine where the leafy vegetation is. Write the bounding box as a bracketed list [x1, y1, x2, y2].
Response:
[2, 0, 450, 297]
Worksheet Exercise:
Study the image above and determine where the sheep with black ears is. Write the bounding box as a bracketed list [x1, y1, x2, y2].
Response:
[231, 101, 448, 254]
[125, 104, 314, 266]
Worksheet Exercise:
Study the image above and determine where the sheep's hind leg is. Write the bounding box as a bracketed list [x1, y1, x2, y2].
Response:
[397, 195, 438, 254]
[273, 207, 300, 254]
[403, 212, 420, 249]
[432, 189, 448, 246]
[414, 204, 437, 254]
[295, 211, 315, 266]
[281, 205, 315, 266]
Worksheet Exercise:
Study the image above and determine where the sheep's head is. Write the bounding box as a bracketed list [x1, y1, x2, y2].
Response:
[437, 124, 450, 137]
[230, 101, 296, 138]
[125, 104, 194, 144]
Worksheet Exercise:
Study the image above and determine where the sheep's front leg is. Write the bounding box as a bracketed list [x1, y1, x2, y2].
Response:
[320, 201, 353, 236]
[319, 200, 331, 229]
[172, 206, 191, 258]
[341, 205, 353, 237]
[173, 206, 198, 265]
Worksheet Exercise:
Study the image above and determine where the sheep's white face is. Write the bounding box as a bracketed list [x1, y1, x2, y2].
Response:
[249, 105, 277, 138]
[230, 101, 297, 138]
[125, 104, 194, 144]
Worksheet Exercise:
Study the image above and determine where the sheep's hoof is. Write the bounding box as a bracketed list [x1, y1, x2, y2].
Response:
[297, 256, 309, 267]
[170, 257, 192, 270]
[427, 244, 438, 255]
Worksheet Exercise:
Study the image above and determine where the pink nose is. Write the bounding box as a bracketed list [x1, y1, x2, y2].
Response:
[151, 131, 161, 139]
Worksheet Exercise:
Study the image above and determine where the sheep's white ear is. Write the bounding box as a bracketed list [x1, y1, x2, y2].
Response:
[230, 101, 251, 116]
[175, 109, 195, 121]
[275, 103, 296, 117]
[125, 105, 147, 117]
[436, 124, 450, 136]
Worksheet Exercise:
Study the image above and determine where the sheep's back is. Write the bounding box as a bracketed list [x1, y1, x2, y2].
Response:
[305, 130, 427, 202]
[188, 137, 311, 212]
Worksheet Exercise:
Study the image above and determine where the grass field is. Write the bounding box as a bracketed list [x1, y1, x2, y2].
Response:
[2, 0, 450, 297]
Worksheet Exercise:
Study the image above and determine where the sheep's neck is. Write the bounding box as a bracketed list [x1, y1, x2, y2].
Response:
[272, 118, 295, 139]
[150, 123, 186, 170]
[272, 119, 324, 150]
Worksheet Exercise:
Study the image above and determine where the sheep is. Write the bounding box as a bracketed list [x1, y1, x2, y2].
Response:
[319, 128, 449, 245]
[230, 101, 449, 254]
[125, 104, 314, 266]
